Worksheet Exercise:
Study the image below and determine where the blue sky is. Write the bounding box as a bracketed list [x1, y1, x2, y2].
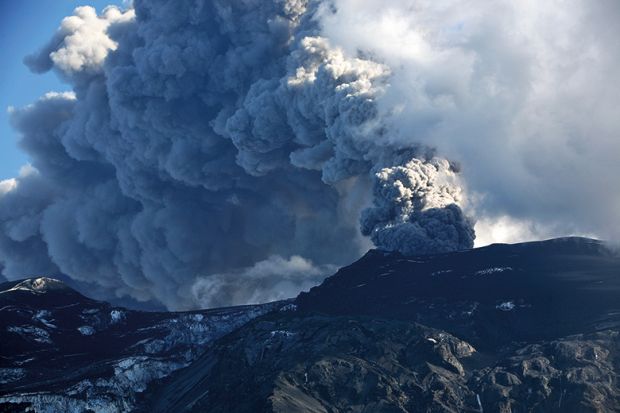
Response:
[0, 1, 121, 180]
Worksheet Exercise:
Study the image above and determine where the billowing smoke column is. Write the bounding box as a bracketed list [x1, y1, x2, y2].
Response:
[0, 0, 473, 309]
[361, 158, 474, 256]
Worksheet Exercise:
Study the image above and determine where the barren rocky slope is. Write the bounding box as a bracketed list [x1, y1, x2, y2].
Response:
[145, 237, 620, 413]
[2, 237, 620, 412]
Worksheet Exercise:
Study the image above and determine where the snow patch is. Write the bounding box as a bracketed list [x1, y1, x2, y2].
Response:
[110, 310, 125, 324]
[13, 357, 36, 366]
[190, 313, 204, 322]
[0, 392, 126, 413]
[2, 277, 68, 294]
[113, 357, 184, 393]
[270, 330, 295, 338]
[0, 368, 26, 384]
[496, 301, 516, 311]
[280, 303, 298, 312]
[34, 310, 57, 328]
[476, 393, 484, 412]
[431, 269, 453, 276]
[475, 267, 513, 276]
[78, 326, 96, 336]
[7, 325, 52, 344]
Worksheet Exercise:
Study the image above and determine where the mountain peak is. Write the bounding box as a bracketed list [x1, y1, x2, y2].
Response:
[297, 236, 620, 348]
[2, 277, 71, 294]
[0, 276, 92, 309]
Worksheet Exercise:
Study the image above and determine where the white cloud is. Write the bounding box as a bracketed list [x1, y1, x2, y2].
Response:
[0, 179, 18, 198]
[25, 6, 135, 77]
[42, 91, 76, 101]
[321, 0, 620, 243]
[474, 216, 546, 247]
[191, 255, 337, 309]
[52, 6, 135, 74]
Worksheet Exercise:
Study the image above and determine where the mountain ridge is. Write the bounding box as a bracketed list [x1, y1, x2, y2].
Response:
[2, 236, 620, 412]
[145, 236, 620, 412]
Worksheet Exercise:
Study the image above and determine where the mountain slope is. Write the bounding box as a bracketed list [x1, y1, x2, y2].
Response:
[298, 237, 620, 347]
[2, 237, 620, 412]
[144, 237, 620, 412]
[0, 277, 283, 412]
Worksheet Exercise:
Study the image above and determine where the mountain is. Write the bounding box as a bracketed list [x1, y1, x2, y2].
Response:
[2, 237, 620, 412]
[297, 236, 620, 347]
[0, 277, 283, 412]
[144, 237, 620, 413]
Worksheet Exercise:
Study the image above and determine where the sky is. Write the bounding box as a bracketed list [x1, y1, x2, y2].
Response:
[0, 0, 121, 180]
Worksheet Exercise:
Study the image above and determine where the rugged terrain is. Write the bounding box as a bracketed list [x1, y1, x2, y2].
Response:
[0, 278, 282, 412]
[2, 237, 620, 412]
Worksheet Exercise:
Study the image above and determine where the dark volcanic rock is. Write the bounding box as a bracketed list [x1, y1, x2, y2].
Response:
[297, 237, 620, 348]
[3, 237, 620, 412]
[469, 330, 620, 412]
[144, 319, 620, 413]
[145, 315, 482, 413]
[143, 237, 620, 412]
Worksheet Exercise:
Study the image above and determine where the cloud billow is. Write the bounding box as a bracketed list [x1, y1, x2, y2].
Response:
[0, 0, 473, 309]
[5, 0, 617, 309]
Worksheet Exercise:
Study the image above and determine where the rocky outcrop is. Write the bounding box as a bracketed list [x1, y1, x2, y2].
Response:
[144, 314, 620, 413]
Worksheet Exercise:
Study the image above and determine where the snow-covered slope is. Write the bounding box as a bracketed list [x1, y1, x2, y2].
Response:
[0, 277, 283, 412]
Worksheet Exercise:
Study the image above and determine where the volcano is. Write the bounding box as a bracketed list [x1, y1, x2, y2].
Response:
[2, 237, 620, 412]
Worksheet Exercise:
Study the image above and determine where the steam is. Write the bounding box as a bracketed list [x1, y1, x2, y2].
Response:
[191, 255, 337, 308]
[2, 0, 618, 308]
[320, 0, 620, 245]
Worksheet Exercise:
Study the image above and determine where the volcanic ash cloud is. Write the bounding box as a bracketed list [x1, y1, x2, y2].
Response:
[0, 0, 473, 309]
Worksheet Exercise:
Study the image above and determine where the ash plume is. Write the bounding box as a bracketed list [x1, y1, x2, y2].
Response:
[0, 0, 472, 309]
[3, 0, 617, 309]
[361, 158, 474, 255]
